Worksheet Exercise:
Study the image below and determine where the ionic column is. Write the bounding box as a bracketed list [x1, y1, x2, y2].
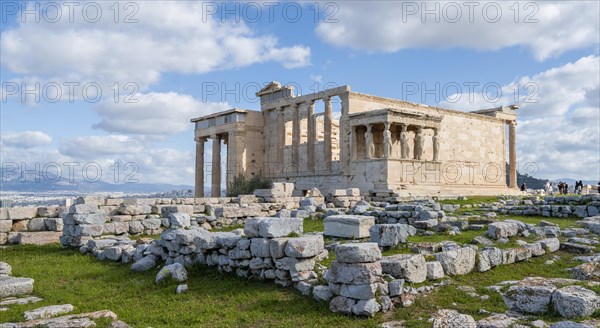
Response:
[508, 121, 517, 188]
[307, 101, 315, 172]
[292, 103, 300, 172]
[194, 137, 205, 197]
[211, 134, 221, 197]
[383, 122, 392, 158]
[276, 106, 284, 173]
[432, 128, 440, 161]
[324, 96, 333, 171]
[365, 124, 374, 159]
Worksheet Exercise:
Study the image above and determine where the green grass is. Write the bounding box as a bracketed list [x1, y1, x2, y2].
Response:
[437, 196, 500, 206]
[303, 217, 325, 233]
[0, 245, 381, 328]
[500, 215, 580, 230]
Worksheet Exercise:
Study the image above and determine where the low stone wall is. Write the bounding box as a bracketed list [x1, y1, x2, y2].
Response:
[2, 185, 325, 246]
[497, 195, 600, 218]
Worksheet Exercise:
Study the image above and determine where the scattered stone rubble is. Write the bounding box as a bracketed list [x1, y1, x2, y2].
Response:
[7, 189, 600, 322]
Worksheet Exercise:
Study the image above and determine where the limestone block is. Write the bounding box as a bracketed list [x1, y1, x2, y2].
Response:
[169, 213, 191, 229]
[329, 296, 355, 315]
[551, 286, 600, 318]
[369, 224, 416, 247]
[412, 219, 438, 229]
[0, 220, 11, 233]
[11, 220, 28, 232]
[16, 232, 61, 245]
[24, 304, 74, 320]
[335, 243, 382, 263]
[73, 224, 104, 237]
[526, 242, 546, 257]
[0, 262, 11, 276]
[37, 206, 60, 218]
[68, 204, 101, 214]
[324, 215, 375, 238]
[284, 235, 324, 258]
[26, 218, 46, 231]
[502, 284, 556, 314]
[250, 238, 272, 257]
[381, 254, 427, 283]
[0, 276, 34, 298]
[7, 207, 38, 220]
[426, 261, 444, 280]
[129, 221, 144, 234]
[346, 188, 360, 197]
[476, 247, 503, 272]
[161, 205, 194, 217]
[432, 309, 476, 328]
[0, 208, 8, 220]
[269, 238, 289, 259]
[142, 219, 162, 230]
[155, 263, 188, 283]
[435, 247, 476, 276]
[245, 217, 303, 238]
[44, 218, 63, 231]
[131, 255, 158, 272]
[324, 261, 382, 285]
[388, 279, 404, 296]
[351, 298, 381, 317]
[488, 221, 519, 239]
[274, 257, 315, 272]
[313, 285, 333, 302]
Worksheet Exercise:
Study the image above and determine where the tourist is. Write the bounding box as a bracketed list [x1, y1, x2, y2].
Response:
[597, 181, 600, 194]
[520, 182, 527, 192]
[549, 182, 554, 195]
[544, 181, 551, 194]
[564, 183, 569, 194]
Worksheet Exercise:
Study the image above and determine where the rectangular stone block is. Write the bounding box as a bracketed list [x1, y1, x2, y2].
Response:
[15, 232, 61, 245]
[284, 235, 324, 258]
[260, 218, 303, 238]
[324, 215, 375, 238]
[335, 243, 382, 263]
[7, 207, 38, 220]
[325, 261, 382, 285]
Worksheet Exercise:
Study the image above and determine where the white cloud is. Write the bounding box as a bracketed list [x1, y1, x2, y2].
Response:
[316, 1, 599, 60]
[1, 1, 311, 94]
[439, 55, 600, 180]
[1, 131, 52, 148]
[59, 135, 145, 159]
[92, 92, 229, 136]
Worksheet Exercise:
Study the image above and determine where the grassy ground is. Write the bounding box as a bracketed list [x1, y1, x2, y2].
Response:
[1, 208, 596, 327]
[1, 244, 589, 328]
[0, 245, 381, 328]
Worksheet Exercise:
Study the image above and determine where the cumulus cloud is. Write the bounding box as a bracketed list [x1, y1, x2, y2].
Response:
[1, 1, 311, 95]
[92, 92, 229, 136]
[1, 131, 52, 148]
[59, 135, 145, 159]
[316, 1, 599, 60]
[439, 55, 600, 180]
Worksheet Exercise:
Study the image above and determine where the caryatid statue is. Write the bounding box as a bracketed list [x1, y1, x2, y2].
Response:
[414, 126, 424, 160]
[400, 124, 409, 159]
[432, 128, 440, 161]
[365, 124, 374, 159]
[383, 123, 392, 158]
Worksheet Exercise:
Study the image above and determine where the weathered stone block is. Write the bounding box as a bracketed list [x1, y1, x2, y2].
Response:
[335, 242, 382, 263]
[381, 254, 427, 283]
[0, 276, 34, 298]
[325, 261, 382, 285]
[369, 224, 416, 247]
[435, 247, 476, 276]
[324, 215, 374, 238]
[284, 235, 324, 258]
[551, 286, 600, 318]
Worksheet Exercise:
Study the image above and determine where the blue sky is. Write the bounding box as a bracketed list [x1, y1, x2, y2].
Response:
[1, 1, 599, 186]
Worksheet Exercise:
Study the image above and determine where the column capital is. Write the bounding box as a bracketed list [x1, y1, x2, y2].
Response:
[210, 134, 220, 140]
[508, 120, 517, 126]
[194, 136, 206, 142]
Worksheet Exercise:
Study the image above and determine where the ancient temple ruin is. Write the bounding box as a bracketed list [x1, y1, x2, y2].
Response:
[191, 82, 520, 197]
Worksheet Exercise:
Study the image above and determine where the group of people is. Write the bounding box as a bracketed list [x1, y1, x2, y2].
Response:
[544, 180, 589, 195]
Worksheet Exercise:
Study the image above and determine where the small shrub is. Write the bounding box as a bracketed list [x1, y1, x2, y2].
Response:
[226, 174, 272, 197]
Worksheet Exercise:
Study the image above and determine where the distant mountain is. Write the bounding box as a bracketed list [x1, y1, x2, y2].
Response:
[0, 168, 193, 193]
